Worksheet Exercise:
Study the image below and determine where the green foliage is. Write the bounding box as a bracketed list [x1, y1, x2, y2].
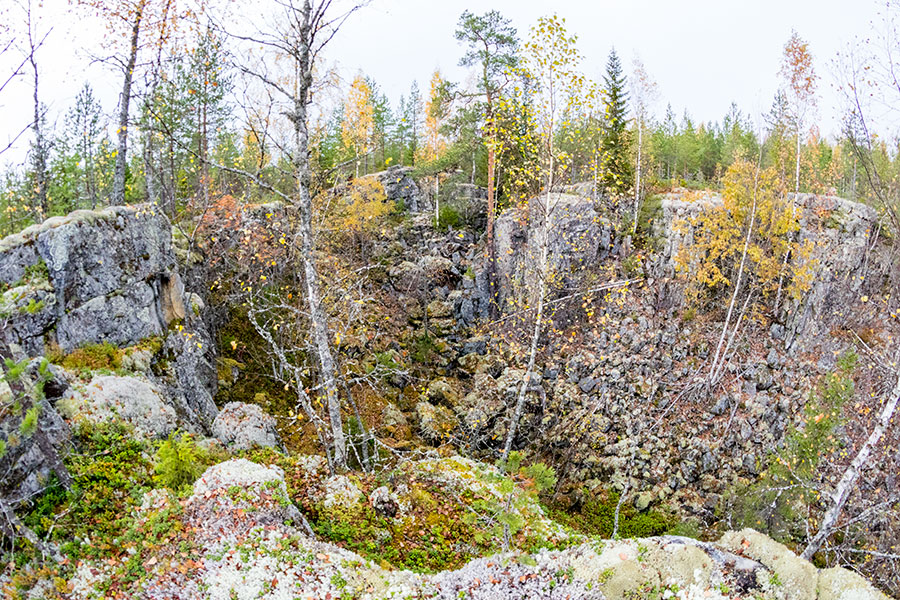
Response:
[19, 405, 40, 436]
[435, 203, 461, 231]
[411, 334, 440, 364]
[621, 253, 644, 278]
[20, 422, 154, 560]
[154, 433, 209, 491]
[548, 489, 675, 539]
[51, 342, 123, 372]
[19, 298, 45, 314]
[3, 357, 29, 382]
[14, 260, 49, 287]
[635, 194, 662, 241]
[599, 48, 632, 196]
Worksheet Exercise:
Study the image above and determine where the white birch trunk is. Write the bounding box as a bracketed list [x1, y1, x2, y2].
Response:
[801, 366, 900, 560]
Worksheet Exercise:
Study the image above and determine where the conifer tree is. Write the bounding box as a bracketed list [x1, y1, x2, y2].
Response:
[599, 48, 631, 198]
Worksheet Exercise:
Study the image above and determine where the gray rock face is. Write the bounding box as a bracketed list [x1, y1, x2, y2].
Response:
[212, 402, 281, 451]
[0, 205, 180, 353]
[492, 193, 613, 308]
[646, 191, 882, 349]
[0, 359, 72, 506]
[0, 205, 218, 432]
[371, 166, 421, 211]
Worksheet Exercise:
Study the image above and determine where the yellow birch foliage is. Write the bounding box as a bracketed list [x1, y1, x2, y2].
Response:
[341, 75, 374, 164]
[676, 159, 815, 305]
[418, 70, 449, 164]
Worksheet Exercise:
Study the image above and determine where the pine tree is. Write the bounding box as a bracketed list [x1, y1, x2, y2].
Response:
[599, 48, 631, 197]
[404, 82, 423, 166]
[65, 83, 105, 208]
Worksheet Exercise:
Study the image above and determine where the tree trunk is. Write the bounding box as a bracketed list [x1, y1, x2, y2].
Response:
[30, 60, 48, 216]
[26, 1, 48, 217]
[293, 0, 346, 471]
[504, 153, 554, 457]
[112, 1, 146, 206]
[144, 133, 160, 206]
[486, 97, 499, 317]
[794, 127, 801, 195]
[708, 158, 760, 387]
[802, 366, 900, 560]
[633, 122, 642, 235]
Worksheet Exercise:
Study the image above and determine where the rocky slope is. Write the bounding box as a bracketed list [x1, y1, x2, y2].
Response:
[1, 204, 218, 506]
[56, 455, 887, 600]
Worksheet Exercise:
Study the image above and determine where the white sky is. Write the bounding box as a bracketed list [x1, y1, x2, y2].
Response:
[0, 0, 885, 168]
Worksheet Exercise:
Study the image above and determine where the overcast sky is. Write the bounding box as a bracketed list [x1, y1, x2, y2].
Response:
[0, 0, 886, 168]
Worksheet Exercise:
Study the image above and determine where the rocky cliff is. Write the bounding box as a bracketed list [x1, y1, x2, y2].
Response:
[0, 204, 218, 506]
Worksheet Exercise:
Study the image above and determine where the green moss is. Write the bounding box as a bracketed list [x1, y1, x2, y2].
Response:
[52, 342, 123, 372]
[19, 298, 45, 314]
[20, 259, 49, 284]
[134, 336, 164, 355]
[547, 489, 675, 539]
[20, 421, 155, 561]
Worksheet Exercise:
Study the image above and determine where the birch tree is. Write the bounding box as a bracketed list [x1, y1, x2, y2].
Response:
[76, 0, 181, 205]
[802, 359, 900, 560]
[20, 0, 50, 217]
[779, 30, 817, 196]
[629, 55, 657, 234]
[503, 14, 585, 456]
[341, 74, 373, 178]
[217, 0, 366, 472]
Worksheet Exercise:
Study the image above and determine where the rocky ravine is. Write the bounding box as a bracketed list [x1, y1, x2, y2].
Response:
[1, 189, 896, 599]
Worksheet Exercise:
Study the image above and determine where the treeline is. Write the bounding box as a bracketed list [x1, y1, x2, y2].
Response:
[1, 4, 899, 236]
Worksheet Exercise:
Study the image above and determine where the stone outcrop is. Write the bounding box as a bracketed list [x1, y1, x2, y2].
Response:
[493, 193, 614, 308]
[647, 190, 883, 350]
[0, 206, 181, 354]
[57, 374, 180, 439]
[0, 204, 218, 432]
[0, 360, 72, 506]
[370, 165, 421, 211]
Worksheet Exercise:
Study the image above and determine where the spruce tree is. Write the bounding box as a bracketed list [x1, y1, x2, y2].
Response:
[600, 48, 631, 197]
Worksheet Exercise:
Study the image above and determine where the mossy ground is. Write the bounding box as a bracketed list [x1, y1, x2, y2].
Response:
[546, 489, 677, 540]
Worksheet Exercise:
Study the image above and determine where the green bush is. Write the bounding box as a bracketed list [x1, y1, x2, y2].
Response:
[154, 433, 209, 491]
[548, 488, 674, 539]
[21, 422, 154, 560]
[435, 204, 461, 231]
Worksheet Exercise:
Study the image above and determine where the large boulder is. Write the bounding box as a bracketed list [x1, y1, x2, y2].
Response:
[371, 165, 421, 211]
[57, 374, 180, 439]
[0, 205, 179, 353]
[212, 402, 281, 451]
[0, 205, 218, 431]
